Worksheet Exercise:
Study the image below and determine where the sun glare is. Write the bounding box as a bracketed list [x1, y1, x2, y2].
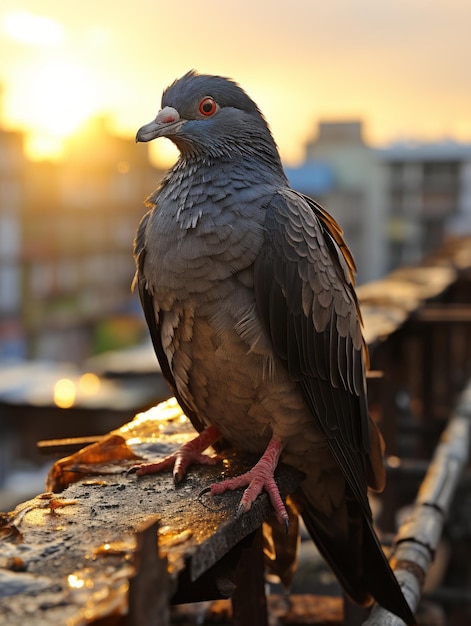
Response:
[18, 59, 102, 161]
[1, 11, 106, 161]
[32, 60, 98, 134]
[2, 11, 64, 46]
[26, 134, 64, 162]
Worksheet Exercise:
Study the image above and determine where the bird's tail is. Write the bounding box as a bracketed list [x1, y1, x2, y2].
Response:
[292, 485, 416, 626]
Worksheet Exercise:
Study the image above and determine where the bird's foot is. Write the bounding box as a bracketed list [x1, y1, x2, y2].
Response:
[129, 425, 221, 483]
[210, 438, 288, 527]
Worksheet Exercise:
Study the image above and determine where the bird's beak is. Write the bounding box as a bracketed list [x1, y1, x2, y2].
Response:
[135, 106, 183, 143]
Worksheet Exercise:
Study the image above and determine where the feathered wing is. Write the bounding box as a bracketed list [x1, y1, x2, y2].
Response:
[254, 189, 380, 503]
[253, 189, 415, 624]
[133, 210, 206, 434]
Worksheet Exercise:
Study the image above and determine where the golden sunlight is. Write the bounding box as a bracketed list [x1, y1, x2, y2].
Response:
[31, 60, 98, 134]
[148, 140, 179, 170]
[23, 59, 101, 160]
[2, 10, 64, 46]
[2, 11, 106, 160]
[78, 372, 101, 396]
[28, 58, 97, 157]
[54, 378, 76, 409]
[26, 134, 64, 162]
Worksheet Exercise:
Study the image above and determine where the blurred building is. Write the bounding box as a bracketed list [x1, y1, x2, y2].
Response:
[0, 127, 26, 359]
[378, 141, 471, 268]
[0, 114, 164, 362]
[287, 121, 471, 282]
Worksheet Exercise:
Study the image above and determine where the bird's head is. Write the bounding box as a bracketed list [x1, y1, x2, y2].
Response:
[136, 70, 283, 168]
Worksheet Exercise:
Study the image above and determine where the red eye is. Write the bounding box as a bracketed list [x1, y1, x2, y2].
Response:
[198, 97, 218, 117]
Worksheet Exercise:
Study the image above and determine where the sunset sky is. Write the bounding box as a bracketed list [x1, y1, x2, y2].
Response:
[1, 0, 470, 166]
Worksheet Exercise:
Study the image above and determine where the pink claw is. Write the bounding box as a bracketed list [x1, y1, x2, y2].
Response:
[210, 438, 288, 526]
[130, 425, 221, 482]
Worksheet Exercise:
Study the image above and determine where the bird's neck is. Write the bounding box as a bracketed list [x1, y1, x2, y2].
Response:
[173, 146, 288, 186]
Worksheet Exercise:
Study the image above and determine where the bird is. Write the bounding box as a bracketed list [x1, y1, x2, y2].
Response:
[132, 70, 415, 625]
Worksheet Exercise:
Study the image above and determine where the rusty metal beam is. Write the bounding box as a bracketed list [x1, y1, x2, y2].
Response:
[363, 383, 471, 625]
[416, 304, 471, 323]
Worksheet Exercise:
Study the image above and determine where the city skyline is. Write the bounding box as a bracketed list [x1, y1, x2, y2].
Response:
[1, 1, 470, 167]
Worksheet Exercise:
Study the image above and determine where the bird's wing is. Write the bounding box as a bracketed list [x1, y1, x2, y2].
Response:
[133, 210, 206, 434]
[254, 189, 381, 516]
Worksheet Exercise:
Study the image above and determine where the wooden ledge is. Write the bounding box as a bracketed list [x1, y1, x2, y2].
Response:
[0, 399, 302, 625]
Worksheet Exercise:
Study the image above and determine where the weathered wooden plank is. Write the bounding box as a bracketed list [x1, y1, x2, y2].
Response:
[0, 398, 302, 626]
[128, 519, 171, 626]
[37, 435, 104, 455]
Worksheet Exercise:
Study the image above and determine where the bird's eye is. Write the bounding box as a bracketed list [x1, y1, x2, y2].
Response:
[198, 97, 218, 117]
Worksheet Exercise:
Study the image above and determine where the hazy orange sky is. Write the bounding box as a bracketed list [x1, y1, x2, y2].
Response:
[1, 0, 470, 166]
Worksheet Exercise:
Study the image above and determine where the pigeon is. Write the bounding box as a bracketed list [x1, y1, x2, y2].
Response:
[133, 71, 415, 625]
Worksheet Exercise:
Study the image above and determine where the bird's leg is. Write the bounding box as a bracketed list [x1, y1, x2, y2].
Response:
[210, 438, 288, 527]
[130, 425, 222, 483]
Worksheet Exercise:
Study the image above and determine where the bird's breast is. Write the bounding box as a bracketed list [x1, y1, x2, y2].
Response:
[160, 300, 327, 457]
[144, 178, 268, 302]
